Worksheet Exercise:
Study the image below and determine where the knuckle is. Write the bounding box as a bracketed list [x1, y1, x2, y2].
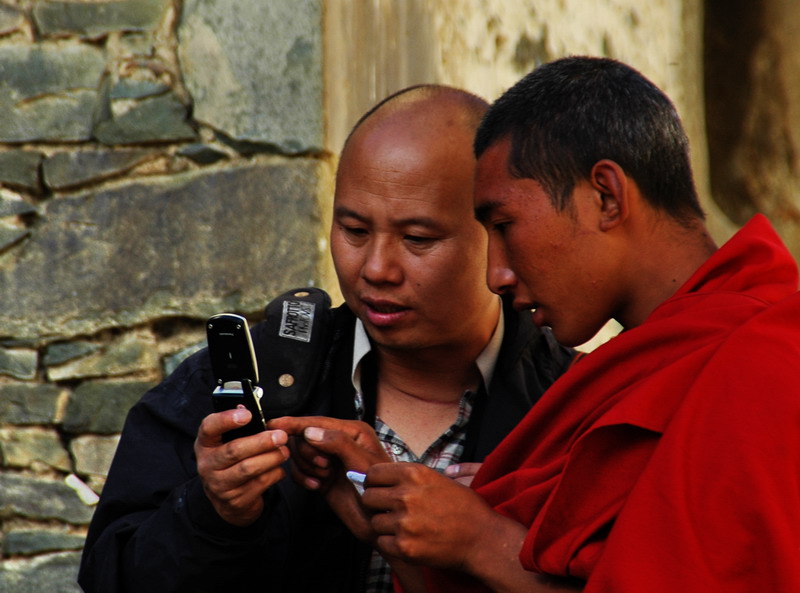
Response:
[394, 535, 418, 560]
[222, 439, 248, 463]
[237, 457, 256, 478]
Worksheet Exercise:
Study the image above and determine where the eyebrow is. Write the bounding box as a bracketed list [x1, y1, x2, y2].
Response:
[333, 205, 367, 223]
[334, 205, 443, 230]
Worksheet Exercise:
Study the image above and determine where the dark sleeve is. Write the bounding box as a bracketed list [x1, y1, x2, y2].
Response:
[77, 351, 282, 593]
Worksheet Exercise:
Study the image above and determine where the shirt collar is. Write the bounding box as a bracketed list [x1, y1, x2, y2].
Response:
[350, 299, 505, 394]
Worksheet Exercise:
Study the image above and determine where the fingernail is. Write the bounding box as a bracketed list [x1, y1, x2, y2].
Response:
[304, 427, 324, 441]
[271, 430, 287, 446]
[305, 477, 320, 490]
[444, 464, 460, 477]
[232, 409, 250, 424]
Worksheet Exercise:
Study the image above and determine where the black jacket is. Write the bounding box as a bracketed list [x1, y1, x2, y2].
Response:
[78, 299, 574, 593]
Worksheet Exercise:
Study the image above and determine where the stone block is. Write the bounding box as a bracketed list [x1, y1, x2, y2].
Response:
[0, 151, 43, 193]
[70, 434, 120, 477]
[43, 341, 102, 367]
[110, 78, 170, 100]
[0, 43, 105, 142]
[0, 346, 37, 379]
[94, 92, 197, 145]
[43, 148, 158, 191]
[179, 0, 323, 152]
[47, 330, 157, 382]
[33, 0, 170, 38]
[0, 160, 326, 340]
[3, 530, 85, 557]
[0, 4, 25, 37]
[0, 551, 82, 593]
[61, 379, 155, 435]
[0, 474, 94, 524]
[0, 190, 39, 217]
[0, 383, 63, 425]
[0, 225, 29, 251]
[0, 426, 72, 472]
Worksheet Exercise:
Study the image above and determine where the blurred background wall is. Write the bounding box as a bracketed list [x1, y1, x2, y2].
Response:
[0, 1, 797, 589]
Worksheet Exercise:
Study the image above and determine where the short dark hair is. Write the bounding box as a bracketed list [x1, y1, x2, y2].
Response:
[474, 56, 704, 221]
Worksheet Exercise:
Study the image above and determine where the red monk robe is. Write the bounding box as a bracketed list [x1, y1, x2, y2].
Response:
[423, 215, 800, 592]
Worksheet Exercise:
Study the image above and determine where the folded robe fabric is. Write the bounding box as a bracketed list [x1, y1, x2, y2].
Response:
[423, 215, 800, 592]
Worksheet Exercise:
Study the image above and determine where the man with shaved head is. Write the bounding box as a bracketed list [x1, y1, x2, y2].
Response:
[79, 85, 574, 593]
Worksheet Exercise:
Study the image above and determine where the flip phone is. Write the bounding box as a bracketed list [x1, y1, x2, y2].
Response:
[206, 313, 267, 442]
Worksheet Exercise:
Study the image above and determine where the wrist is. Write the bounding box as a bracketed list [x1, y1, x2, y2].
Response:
[462, 511, 527, 587]
[189, 478, 269, 538]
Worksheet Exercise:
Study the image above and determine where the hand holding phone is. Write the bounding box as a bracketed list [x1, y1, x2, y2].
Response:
[207, 313, 267, 442]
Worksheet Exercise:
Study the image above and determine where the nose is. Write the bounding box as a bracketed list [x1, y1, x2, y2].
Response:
[486, 241, 517, 296]
[362, 236, 403, 285]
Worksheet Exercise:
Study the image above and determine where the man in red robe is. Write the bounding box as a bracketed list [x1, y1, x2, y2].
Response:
[275, 56, 800, 592]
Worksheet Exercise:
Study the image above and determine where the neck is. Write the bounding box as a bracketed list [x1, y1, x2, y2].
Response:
[375, 343, 484, 405]
[619, 217, 718, 328]
[373, 344, 485, 458]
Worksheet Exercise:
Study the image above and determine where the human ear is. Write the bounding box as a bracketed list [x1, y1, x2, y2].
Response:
[589, 159, 628, 232]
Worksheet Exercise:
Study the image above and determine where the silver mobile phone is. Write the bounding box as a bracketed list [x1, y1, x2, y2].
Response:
[206, 313, 266, 442]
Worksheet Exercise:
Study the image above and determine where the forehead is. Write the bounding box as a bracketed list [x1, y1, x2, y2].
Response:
[475, 136, 513, 187]
[474, 139, 555, 222]
[474, 139, 519, 214]
[335, 133, 475, 220]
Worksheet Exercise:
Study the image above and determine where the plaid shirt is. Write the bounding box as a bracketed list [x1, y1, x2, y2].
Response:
[355, 389, 477, 593]
[351, 310, 503, 592]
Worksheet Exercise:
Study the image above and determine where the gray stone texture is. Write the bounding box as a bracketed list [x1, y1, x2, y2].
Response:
[4, 530, 85, 556]
[0, 427, 72, 472]
[0, 383, 63, 425]
[0, 4, 25, 37]
[61, 380, 156, 435]
[70, 434, 120, 477]
[93, 92, 197, 145]
[0, 43, 105, 142]
[46, 330, 158, 381]
[0, 151, 43, 193]
[0, 551, 82, 593]
[0, 160, 325, 340]
[178, 0, 323, 152]
[43, 148, 159, 191]
[110, 78, 170, 100]
[0, 347, 37, 380]
[43, 341, 102, 367]
[0, 474, 94, 524]
[33, 0, 170, 38]
[0, 225, 29, 251]
[0, 191, 39, 217]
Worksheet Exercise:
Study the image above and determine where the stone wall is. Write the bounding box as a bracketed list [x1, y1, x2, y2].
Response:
[1, 1, 798, 591]
[0, 1, 331, 590]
